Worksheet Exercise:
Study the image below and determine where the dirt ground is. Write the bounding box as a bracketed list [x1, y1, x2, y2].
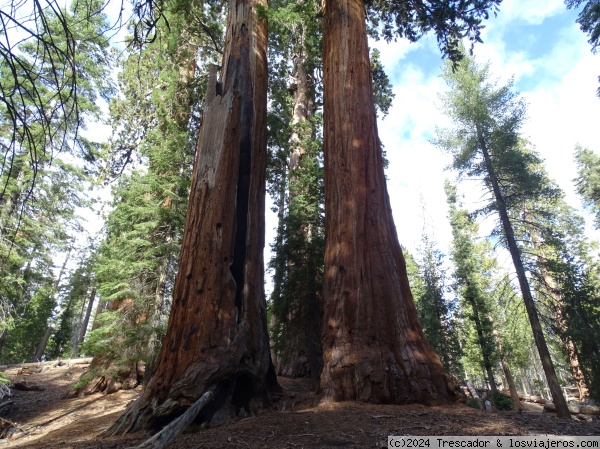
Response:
[1, 361, 599, 449]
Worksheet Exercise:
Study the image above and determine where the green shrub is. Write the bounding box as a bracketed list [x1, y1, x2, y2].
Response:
[466, 397, 481, 409]
[492, 390, 513, 411]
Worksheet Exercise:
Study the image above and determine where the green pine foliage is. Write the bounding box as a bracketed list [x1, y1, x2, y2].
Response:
[446, 183, 499, 387]
[366, 0, 501, 63]
[0, 0, 114, 363]
[412, 233, 463, 378]
[437, 50, 600, 401]
[266, 0, 325, 381]
[575, 146, 600, 228]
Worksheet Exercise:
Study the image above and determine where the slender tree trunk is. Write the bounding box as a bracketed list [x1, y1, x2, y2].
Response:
[78, 288, 96, 347]
[527, 222, 591, 401]
[143, 250, 171, 386]
[72, 284, 91, 357]
[533, 250, 590, 401]
[320, 0, 452, 403]
[467, 292, 498, 394]
[33, 326, 54, 361]
[466, 380, 483, 409]
[477, 127, 570, 418]
[492, 330, 520, 410]
[104, 0, 278, 434]
[31, 249, 71, 362]
[91, 300, 108, 331]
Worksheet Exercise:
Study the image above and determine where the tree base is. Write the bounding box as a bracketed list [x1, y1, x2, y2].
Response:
[65, 356, 143, 398]
[103, 367, 280, 436]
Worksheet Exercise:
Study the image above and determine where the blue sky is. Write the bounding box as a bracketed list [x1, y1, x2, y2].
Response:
[368, 0, 600, 260]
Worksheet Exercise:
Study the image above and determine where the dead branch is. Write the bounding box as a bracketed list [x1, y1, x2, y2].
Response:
[132, 387, 215, 449]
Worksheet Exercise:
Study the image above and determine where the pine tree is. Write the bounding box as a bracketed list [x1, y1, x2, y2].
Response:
[515, 190, 600, 401]
[414, 230, 463, 378]
[575, 146, 600, 227]
[436, 52, 571, 418]
[266, 0, 324, 385]
[0, 0, 114, 363]
[446, 183, 499, 393]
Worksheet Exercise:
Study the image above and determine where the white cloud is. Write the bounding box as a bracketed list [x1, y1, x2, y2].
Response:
[375, 2, 600, 261]
[490, 0, 565, 27]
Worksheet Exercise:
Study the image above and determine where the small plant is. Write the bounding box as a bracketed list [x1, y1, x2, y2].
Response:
[466, 397, 481, 409]
[492, 390, 513, 411]
[0, 372, 10, 385]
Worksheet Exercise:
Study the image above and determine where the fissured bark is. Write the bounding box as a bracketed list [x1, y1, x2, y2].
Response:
[320, 0, 453, 404]
[104, 0, 278, 434]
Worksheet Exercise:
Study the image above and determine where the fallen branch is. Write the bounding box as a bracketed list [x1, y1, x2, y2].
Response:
[133, 386, 216, 449]
[0, 401, 13, 414]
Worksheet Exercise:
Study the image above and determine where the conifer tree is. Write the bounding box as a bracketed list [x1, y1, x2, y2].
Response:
[319, 0, 500, 404]
[266, 0, 324, 384]
[515, 190, 600, 401]
[436, 53, 571, 418]
[575, 146, 600, 227]
[0, 0, 114, 363]
[105, 0, 279, 433]
[414, 231, 463, 378]
[446, 183, 499, 393]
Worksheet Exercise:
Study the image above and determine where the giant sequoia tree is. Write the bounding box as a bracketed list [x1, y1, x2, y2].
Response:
[105, 0, 278, 434]
[319, 0, 500, 403]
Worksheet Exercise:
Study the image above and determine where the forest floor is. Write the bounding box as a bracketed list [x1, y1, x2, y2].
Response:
[1, 360, 599, 449]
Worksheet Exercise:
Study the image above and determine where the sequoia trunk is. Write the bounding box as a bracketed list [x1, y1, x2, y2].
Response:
[320, 0, 452, 403]
[104, 0, 277, 434]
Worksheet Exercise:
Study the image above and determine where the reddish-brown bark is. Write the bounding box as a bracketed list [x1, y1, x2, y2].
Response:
[103, 0, 277, 434]
[320, 0, 453, 404]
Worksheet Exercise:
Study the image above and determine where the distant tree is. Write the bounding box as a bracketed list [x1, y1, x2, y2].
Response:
[266, 0, 324, 385]
[574, 146, 600, 227]
[446, 183, 499, 392]
[516, 192, 600, 401]
[436, 52, 570, 418]
[414, 230, 463, 378]
[565, 0, 600, 95]
[0, 0, 114, 363]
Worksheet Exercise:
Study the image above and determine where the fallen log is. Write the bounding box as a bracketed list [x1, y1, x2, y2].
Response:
[580, 405, 600, 415]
